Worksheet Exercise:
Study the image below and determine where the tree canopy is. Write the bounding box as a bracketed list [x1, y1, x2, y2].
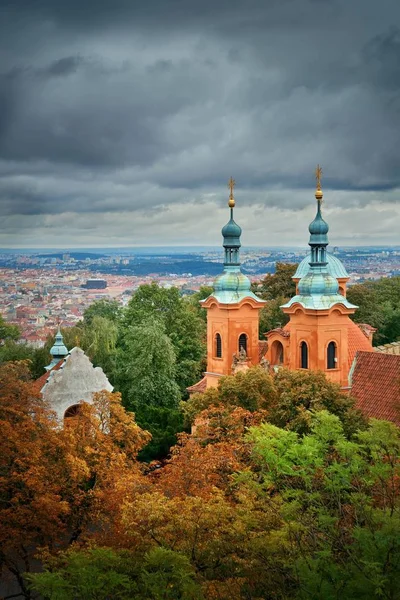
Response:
[252, 263, 297, 337]
[347, 276, 400, 344]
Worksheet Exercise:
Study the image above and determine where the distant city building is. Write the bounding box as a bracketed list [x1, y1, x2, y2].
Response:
[82, 279, 107, 289]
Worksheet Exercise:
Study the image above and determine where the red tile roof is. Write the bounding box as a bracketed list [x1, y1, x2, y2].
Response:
[264, 325, 291, 338]
[351, 351, 400, 425]
[187, 376, 207, 395]
[348, 321, 373, 370]
[32, 360, 64, 394]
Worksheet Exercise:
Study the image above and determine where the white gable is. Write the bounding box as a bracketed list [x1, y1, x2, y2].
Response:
[41, 347, 113, 421]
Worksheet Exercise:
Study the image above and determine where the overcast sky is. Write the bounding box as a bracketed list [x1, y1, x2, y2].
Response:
[1, 0, 399, 248]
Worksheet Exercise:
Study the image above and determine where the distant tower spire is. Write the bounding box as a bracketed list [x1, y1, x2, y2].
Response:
[315, 164, 323, 201]
[228, 176, 236, 208]
[308, 165, 329, 267]
[282, 166, 356, 305]
[45, 324, 69, 371]
[221, 177, 242, 266]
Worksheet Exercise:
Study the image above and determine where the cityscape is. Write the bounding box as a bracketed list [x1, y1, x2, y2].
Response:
[2, 245, 399, 347]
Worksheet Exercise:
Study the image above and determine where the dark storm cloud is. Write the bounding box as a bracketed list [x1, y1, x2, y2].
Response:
[0, 0, 399, 245]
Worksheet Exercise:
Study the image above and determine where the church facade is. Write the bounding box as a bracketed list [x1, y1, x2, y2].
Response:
[190, 169, 375, 394]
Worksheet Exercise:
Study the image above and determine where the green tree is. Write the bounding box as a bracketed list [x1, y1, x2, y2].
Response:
[347, 276, 400, 345]
[49, 318, 118, 381]
[270, 368, 366, 437]
[188, 285, 214, 323]
[122, 284, 206, 393]
[253, 263, 297, 301]
[182, 367, 277, 427]
[0, 340, 51, 379]
[29, 546, 202, 600]
[83, 298, 122, 325]
[247, 412, 400, 600]
[80, 316, 118, 380]
[252, 264, 296, 338]
[0, 314, 20, 341]
[259, 296, 290, 336]
[117, 319, 182, 460]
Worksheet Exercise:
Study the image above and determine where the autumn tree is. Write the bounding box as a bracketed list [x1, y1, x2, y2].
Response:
[0, 363, 149, 598]
[182, 367, 276, 428]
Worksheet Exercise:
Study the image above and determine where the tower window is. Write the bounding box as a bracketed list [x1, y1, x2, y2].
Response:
[215, 333, 222, 358]
[327, 341, 336, 369]
[300, 341, 308, 369]
[238, 333, 247, 354]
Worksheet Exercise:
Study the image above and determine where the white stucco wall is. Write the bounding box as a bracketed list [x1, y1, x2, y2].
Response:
[41, 347, 113, 421]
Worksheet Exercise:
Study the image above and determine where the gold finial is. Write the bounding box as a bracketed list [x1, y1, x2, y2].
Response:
[228, 176, 236, 208]
[315, 164, 323, 200]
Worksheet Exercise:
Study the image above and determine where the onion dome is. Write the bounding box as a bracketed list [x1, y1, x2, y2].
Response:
[221, 217, 242, 249]
[221, 177, 242, 265]
[203, 178, 264, 305]
[308, 200, 329, 241]
[282, 166, 356, 311]
[212, 266, 256, 304]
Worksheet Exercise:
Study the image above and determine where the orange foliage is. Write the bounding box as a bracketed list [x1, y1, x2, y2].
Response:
[0, 362, 150, 595]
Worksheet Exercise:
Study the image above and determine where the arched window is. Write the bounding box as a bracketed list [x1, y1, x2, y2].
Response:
[271, 340, 284, 365]
[64, 404, 81, 419]
[238, 333, 247, 354]
[300, 341, 308, 369]
[64, 404, 82, 428]
[327, 341, 336, 369]
[215, 333, 222, 358]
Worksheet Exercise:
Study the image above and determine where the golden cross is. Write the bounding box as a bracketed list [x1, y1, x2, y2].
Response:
[228, 176, 236, 199]
[315, 164, 322, 189]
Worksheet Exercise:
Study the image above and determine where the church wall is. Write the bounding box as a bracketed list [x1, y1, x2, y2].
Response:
[205, 302, 261, 380]
[286, 309, 351, 386]
[41, 347, 113, 422]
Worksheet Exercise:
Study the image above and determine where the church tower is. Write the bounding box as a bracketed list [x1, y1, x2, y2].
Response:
[265, 166, 373, 387]
[201, 179, 265, 389]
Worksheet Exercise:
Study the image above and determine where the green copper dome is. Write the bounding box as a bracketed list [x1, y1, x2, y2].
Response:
[203, 182, 264, 306]
[212, 265, 262, 304]
[45, 327, 69, 371]
[221, 214, 242, 248]
[308, 200, 329, 244]
[298, 268, 339, 296]
[294, 252, 349, 280]
[282, 170, 356, 312]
